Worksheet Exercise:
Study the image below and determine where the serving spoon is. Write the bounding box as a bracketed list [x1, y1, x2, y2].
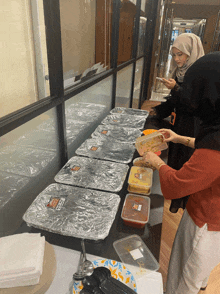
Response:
[81, 239, 94, 277]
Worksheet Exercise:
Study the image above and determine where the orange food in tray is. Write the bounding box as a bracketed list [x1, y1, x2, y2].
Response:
[135, 131, 168, 156]
[121, 194, 150, 228]
[128, 166, 153, 195]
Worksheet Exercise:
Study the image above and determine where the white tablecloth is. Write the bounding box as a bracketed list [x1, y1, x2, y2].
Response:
[45, 245, 163, 294]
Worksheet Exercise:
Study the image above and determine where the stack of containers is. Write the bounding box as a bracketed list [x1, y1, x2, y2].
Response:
[121, 129, 168, 229]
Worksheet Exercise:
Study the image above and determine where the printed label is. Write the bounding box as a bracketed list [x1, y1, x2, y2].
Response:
[71, 166, 81, 171]
[132, 203, 142, 211]
[134, 173, 142, 180]
[101, 130, 108, 135]
[47, 197, 65, 210]
[90, 146, 98, 151]
[130, 248, 144, 260]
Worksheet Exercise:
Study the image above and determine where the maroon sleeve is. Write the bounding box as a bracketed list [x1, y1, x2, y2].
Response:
[159, 149, 220, 200]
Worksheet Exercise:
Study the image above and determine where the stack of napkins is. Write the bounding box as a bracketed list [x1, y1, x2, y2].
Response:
[0, 233, 45, 288]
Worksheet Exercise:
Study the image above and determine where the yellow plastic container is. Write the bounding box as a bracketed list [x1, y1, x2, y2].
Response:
[135, 131, 168, 156]
[128, 166, 153, 196]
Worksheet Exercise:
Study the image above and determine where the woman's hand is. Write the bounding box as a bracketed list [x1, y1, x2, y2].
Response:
[162, 78, 176, 90]
[159, 129, 181, 143]
[142, 151, 166, 171]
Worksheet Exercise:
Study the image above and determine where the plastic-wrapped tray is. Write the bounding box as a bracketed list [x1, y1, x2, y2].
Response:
[0, 146, 56, 177]
[54, 156, 129, 192]
[101, 113, 146, 130]
[65, 102, 107, 122]
[23, 184, 120, 240]
[0, 171, 30, 208]
[75, 138, 135, 164]
[110, 107, 149, 118]
[91, 125, 142, 143]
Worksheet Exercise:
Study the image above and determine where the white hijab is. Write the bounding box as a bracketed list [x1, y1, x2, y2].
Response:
[170, 33, 205, 82]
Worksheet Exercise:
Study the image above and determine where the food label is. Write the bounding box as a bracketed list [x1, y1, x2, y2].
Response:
[71, 166, 81, 171]
[132, 203, 142, 211]
[47, 197, 65, 210]
[113, 119, 118, 122]
[90, 146, 98, 151]
[101, 130, 108, 135]
[130, 248, 144, 260]
[134, 173, 142, 180]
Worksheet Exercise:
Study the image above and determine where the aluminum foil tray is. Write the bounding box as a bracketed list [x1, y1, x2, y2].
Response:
[101, 113, 146, 129]
[23, 183, 120, 240]
[91, 125, 142, 143]
[75, 138, 135, 164]
[54, 156, 129, 192]
[65, 102, 107, 122]
[0, 171, 30, 208]
[110, 107, 149, 118]
[0, 146, 56, 177]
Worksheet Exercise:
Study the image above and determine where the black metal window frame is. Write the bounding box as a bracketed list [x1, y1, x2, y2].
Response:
[0, 0, 158, 167]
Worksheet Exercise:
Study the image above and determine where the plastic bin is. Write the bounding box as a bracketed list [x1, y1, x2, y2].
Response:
[128, 166, 153, 195]
[113, 235, 160, 279]
[121, 194, 150, 228]
[135, 131, 168, 156]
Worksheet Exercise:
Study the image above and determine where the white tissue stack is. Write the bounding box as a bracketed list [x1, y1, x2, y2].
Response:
[0, 233, 45, 288]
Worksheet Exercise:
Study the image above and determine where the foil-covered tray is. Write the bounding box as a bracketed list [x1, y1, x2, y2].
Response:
[110, 107, 149, 118]
[101, 113, 146, 130]
[0, 171, 30, 208]
[75, 138, 135, 164]
[23, 183, 120, 240]
[65, 102, 107, 122]
[54, 156, 129, 192]
[91, 125, 142, 143]
[0, 146, 56, 177]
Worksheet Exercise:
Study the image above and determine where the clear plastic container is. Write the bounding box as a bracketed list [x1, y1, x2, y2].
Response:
[128, 166, 153, 195]
[113, 235, 160, 279]
[135, 131, 168, 156]
[133, 157, 156, 171]
[121, 194, 150, 228]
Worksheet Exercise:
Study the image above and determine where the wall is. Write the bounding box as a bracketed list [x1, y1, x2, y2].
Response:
[60, 0, 96, 75]
[0, 0, 38, 118]
[202, 13, 218, 54]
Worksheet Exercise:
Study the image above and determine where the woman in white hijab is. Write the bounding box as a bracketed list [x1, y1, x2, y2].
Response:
[151, 33, 205, 213]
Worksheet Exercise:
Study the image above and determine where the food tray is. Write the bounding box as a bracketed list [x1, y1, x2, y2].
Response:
[135, 131, 168, 156]
[121, 194, 150, 228]
[54, 156, 129, 192]
[65, 102, 107, 122]
[113, 235, 159, 279]
[23, 184, 120, 240]
[128, 166, 153, 196]
[110, 107, 149, 118]
[91, 125, 142, 143]
[101, 113, 146, 130]
[0, 146, 56, 177]
[75, 138, 135, 164]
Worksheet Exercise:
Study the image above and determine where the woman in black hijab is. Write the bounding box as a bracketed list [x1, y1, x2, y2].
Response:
[143, 52, 220, 293]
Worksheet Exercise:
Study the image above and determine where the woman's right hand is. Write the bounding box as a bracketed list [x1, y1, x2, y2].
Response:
[159, 128, 180, 143]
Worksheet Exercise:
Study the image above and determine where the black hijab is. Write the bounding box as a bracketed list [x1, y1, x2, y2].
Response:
[180, 52, 220, 151]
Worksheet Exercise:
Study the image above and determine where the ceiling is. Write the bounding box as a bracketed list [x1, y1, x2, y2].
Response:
[170, 0, 220, 19]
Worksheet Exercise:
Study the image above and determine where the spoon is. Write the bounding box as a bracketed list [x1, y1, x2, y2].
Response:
[73, 252, 85, 281]
[81, 239, 94, 277]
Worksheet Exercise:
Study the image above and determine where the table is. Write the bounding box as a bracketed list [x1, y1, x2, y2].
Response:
[45, 245, 163, 294]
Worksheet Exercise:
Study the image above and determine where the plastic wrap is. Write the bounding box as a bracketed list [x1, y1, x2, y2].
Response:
[54, 156, 129, 192]
[101, 113, 146, 129]
[23, 183, 120, 240]
[75, 138, 135, 164]
[91, 124, 142, 143]
[0, 146, 56, 177]
[65, 102, 107, 122]
[110, 107, 149, 118]
[0, 171, 30, 208]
